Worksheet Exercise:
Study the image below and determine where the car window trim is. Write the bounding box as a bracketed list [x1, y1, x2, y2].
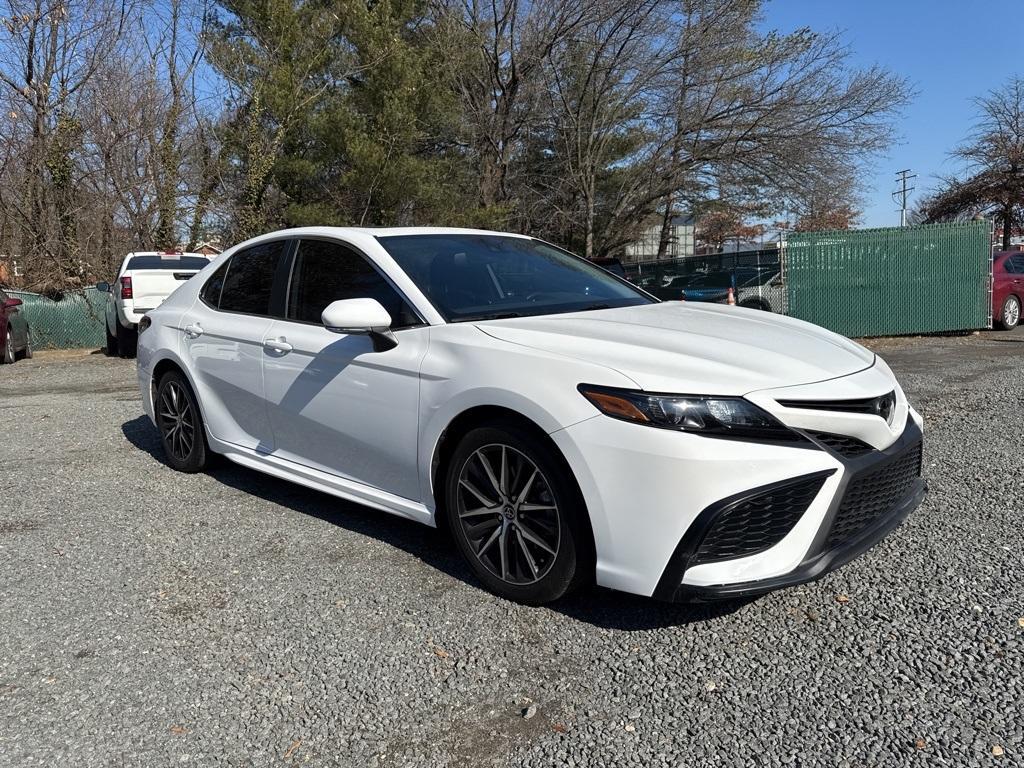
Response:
[284, 235, 428, 330]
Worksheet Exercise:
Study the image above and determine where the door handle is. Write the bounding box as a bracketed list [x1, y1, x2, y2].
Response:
[184, 322, 203, 339]
[263, 337, 293, 354]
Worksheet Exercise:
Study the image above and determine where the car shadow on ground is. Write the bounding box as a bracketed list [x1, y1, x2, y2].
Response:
[121, 416, 749, 631]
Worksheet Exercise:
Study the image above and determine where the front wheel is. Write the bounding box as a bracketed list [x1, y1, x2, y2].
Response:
[997, 295, 1020, 330]
[445, 422, 592, 604]
[154, 371, 209, 473]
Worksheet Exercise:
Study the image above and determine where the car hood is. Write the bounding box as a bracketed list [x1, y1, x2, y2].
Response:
[475, 302, 875, 394]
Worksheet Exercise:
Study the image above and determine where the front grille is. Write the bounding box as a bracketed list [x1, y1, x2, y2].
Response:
[825, 441, 923, 549]
[778, 391, 896, 421]
[692, 473, 830, 566]
[806, 430, 874, 458]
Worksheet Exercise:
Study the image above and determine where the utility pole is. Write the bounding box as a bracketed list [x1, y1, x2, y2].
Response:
[892, 169, 916, 227]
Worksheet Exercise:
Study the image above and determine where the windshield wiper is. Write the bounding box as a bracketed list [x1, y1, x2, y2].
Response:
[578, 303, 611, 311]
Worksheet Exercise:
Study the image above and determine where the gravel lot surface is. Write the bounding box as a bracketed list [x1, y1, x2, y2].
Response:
[1, 331, 1022, 767]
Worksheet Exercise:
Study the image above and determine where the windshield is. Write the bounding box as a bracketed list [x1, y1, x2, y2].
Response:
[376, 234, 654, 322]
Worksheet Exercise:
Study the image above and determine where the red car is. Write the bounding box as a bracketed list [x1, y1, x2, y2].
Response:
[994, 251, 1024, 329]
[1, 288, 32, 363]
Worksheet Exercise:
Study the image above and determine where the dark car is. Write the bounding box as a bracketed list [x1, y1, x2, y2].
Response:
[653, 267, 782, 310]
[0, 288, 32, 364]
[993, 251, 1023, 329]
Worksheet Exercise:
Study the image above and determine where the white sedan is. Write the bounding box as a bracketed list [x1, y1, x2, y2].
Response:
[136, 227, 926, 604]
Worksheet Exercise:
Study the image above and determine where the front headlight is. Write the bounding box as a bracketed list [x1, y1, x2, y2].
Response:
[578, 384, 799, 441]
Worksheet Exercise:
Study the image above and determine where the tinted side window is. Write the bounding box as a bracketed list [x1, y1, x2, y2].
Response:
[219, 241, 287, 315]
[1009, 255, 1024, 274]
[287, 239, 419, 329]
[200, 260, 230, 307]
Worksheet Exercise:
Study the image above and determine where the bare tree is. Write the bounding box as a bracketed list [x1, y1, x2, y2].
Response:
[0, 0, 131, 286]
[920, 77, 1024, 249]
[436, 0, 594, 212]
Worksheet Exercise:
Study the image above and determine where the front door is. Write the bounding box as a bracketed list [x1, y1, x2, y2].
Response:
[261, 238, 428, 500]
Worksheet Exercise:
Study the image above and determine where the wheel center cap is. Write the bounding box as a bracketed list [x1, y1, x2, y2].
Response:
[502, 505, 515, 520]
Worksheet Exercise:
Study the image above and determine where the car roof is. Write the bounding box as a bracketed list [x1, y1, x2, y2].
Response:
[248, 226, 534, 240]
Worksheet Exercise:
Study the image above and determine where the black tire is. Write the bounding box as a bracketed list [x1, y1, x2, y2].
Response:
[444, 421, 593, 605]
[15, 327, 31, 360]
[154, 371, 209, 473]
[105, 323, 118, 356]
[116, 323, 137, 358]
[1, 329, 13, 364]
[997, 295, 1020, 330]
[739, 298, 771, 312]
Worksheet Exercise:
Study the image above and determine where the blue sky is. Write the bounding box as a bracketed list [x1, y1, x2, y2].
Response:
[763, 0, 1023, 228]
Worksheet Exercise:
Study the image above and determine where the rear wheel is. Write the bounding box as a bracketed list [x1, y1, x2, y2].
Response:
[445, 422, 592, 604]
[998, 295, 1020, 330]
[155, 371, 209, 473]
[116, 323, 137, 358]
[15, 327, 31, 360]
[105, 322, 118, 356]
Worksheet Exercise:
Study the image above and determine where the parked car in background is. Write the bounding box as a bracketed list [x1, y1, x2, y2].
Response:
[97, 252, 213, 357]
[993, 251, 1023, 329]
[0, 287, 31, 364]
[651, 267, 785, 312]
[136, 226, 925, 605]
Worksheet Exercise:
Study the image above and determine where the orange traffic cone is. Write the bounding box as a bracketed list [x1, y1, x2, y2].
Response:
[727, 286, 736, 306]
[679, 290, 687, 301]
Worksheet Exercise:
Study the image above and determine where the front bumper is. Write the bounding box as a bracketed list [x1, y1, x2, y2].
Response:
[551, 366, 926, 600]
[654, 419, 926, 601]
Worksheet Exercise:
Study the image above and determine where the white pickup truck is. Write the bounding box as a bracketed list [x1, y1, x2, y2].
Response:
[98, 251, 213, 357]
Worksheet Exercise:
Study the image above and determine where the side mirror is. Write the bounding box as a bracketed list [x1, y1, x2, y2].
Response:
[95, 281, 110, 292]
[321, 298, 397, 351]
[3, 297, 22, 309]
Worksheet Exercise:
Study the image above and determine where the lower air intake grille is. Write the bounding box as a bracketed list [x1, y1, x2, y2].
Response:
[825, 441, 923, 549]
[691, 473, 830, 566]
[807, 430, 875, 458]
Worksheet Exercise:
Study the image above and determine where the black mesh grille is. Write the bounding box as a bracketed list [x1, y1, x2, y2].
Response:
[692, 474, 829, 566]
[825, 441, 923, 549]
[778, 391, 896, 417]
[807, 430, 875, 458]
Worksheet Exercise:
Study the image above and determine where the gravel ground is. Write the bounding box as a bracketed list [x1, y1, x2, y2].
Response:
[1, 332, 1022, 767]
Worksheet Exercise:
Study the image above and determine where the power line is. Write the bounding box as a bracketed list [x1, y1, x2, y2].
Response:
[892, 169, 916, 227]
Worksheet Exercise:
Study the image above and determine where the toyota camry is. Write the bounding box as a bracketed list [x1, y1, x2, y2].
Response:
[136, 227, 926, 604]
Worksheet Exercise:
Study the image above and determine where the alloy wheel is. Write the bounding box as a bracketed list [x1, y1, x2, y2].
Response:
[1005, 297, 1020, 327]
[158, 381, 196, 461]
[455, 443, 561, 585]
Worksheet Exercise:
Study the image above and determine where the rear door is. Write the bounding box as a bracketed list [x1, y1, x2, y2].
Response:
[181, 240, 291, 451]
[261, 237, 428, 499]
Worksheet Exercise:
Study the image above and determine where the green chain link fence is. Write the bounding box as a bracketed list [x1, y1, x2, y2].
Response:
[8, 288, 106, 350]
[786, 221, 992, 337]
